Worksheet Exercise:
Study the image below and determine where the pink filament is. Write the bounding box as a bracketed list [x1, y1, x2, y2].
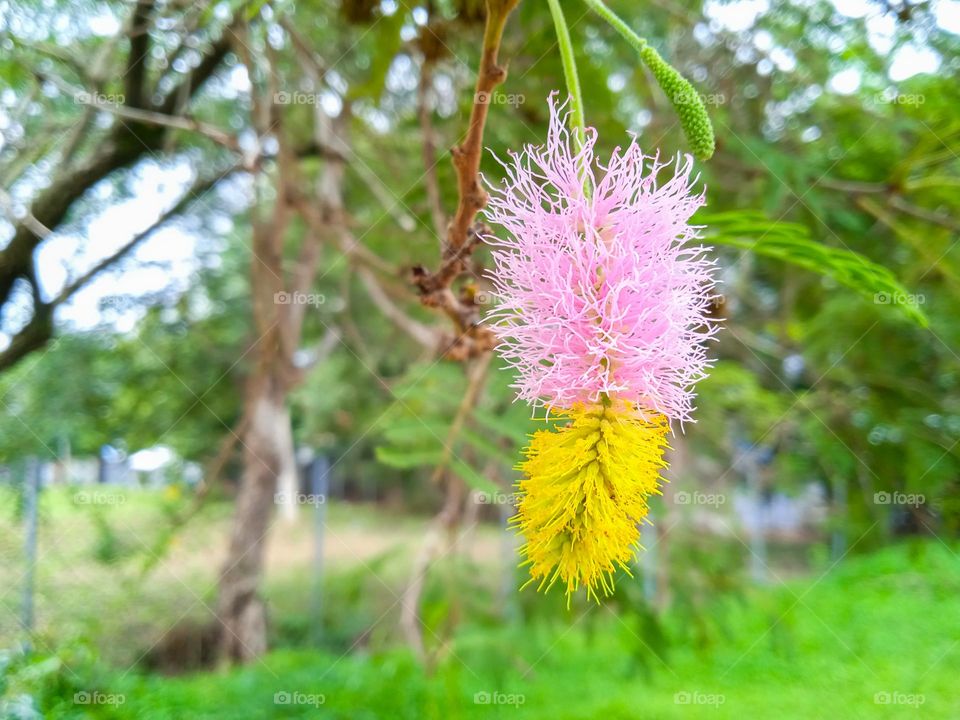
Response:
[483, 96, 718, 424]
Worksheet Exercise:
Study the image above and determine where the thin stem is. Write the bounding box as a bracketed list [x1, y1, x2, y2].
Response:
[582, 0, 647, 53]
[546, 0, 586, 150]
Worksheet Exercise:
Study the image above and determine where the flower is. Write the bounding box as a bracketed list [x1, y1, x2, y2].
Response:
[484, 96, 716, 424]
[484, 95, 717, 602]
[512, 401, 669, 602]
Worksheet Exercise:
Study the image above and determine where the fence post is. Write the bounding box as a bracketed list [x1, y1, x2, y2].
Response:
[22, 457, 41, 646]
[743, 451, 769, 584]
[308, 454, 329, 644]
[831, 473, 848, 560]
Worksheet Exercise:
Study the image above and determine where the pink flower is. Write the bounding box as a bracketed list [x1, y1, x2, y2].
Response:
[483, 96, 717, 423]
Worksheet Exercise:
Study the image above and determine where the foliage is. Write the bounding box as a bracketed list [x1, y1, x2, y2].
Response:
[374, 363, 536, 497]
[4, 541, 959, 718]
[0, 261, 248, 463]
[703, 211, 927, 326]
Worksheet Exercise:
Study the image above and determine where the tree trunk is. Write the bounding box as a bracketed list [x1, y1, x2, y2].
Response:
[210, 60, 340, 663]
[215, 372, 289, 662]
[274, 406, 300, 523]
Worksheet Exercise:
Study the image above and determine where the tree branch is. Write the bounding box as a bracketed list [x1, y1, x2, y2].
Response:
[0, 168, 236, 373]
[46, 74, 241, 152]
[124, 0, 155, 110]
[888, 195, 960, 233]
[429, 351, 492, 484]
[817, 178, 889, 194]
[156, 24, 235, 116]
[0, 19, 236, 314]
[57, 168, 238, 305]
[411, 0, 519, 360]
[819, 176, 960, 232]
[288, 108, 438, 351]
[356, 265, 438, 349]
[0, 188, 52, 240]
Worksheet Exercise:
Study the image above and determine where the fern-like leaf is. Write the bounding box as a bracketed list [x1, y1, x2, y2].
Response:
[701, 211, 927, 327]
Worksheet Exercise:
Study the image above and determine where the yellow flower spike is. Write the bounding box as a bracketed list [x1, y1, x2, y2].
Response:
[511, 401, 670, 604]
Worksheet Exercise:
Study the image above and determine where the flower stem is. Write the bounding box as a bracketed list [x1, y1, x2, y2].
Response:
[582, 0, 647, 53]
[546, 0, 586, 151]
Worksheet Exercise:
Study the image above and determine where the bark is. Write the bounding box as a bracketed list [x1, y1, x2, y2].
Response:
[213, 34, 328, 662]
[274, 401, 300, 523]
[213, 170, 291, 661]
[214, 242, 292, 661]
[215, 373, 288, 662]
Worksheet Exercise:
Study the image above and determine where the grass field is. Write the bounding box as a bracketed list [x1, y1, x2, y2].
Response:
[2, 488, 959, 718]
[0, 486, 503, 665]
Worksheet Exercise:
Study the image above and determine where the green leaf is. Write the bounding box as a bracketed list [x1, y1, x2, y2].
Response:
[347, 8, 407, 103]
[469, 406, 532, 445]
[380, 418, 450, 446]
[374, 446, 443, 470]
[701, 211, 928, 327]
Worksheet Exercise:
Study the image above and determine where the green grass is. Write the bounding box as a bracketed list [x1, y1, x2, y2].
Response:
[0, 486, 483, 665]
[4, 539, 958, 719]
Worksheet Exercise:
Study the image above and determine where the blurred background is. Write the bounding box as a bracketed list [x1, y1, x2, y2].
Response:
[1, 0, 958, 717]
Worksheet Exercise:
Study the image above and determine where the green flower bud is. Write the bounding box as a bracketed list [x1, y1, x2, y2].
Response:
[639, 45, 716, 161]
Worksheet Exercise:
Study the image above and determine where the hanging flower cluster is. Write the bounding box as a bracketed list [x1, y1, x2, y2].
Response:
[484, 96, 717, 602]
